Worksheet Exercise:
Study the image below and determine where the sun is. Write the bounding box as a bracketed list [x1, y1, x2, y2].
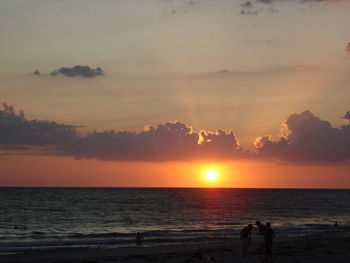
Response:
[205, 169, 218, 181]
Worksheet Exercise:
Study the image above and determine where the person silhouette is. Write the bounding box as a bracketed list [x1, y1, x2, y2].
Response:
[135, 232, 144, 246]
[255, 221, 266, 254]
[240, 224, 253, 258]
[263, 222, 276, 262]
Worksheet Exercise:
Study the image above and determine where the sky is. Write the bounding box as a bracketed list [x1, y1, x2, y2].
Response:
[1, 0, 350, 188]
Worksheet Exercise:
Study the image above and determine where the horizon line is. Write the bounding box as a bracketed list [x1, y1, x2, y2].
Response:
[0, 186, 349, 190]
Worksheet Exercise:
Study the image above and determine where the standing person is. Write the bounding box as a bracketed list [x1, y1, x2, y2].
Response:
[135, 232, 144, 246]
[264, 222, 276, 262]
[255, 220, 266, 236]
[255, 221, 266, 255]
[240, 224, 253, 258]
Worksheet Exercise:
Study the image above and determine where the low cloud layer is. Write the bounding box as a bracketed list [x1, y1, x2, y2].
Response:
[1, 103, 349, 163]
[64, 123, 242, 161]
[0, 103, 77, 146]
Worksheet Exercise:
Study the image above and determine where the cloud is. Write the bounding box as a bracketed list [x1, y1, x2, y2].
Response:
[255, 110, 350, 162]
[241, 1, 254, 8]
[343, 111, 350, 122]
[209, 65, 314, 77]
[63, 122, 243, 162]
[0, 103, 242, 162]
[210, 69, 241, 76]
[346, 42, 350, 55]
[1, 103, 349, 163]
[240, 0, 346, 15]
[0, 103, 77, 146]
[50, 65, 104, 78]
[256, 0, 346, 3]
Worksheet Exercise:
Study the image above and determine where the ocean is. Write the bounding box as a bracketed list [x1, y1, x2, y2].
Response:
[0, 187, 349, 253]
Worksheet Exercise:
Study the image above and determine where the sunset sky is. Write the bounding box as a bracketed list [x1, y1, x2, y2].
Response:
[1, 0, 350, 188]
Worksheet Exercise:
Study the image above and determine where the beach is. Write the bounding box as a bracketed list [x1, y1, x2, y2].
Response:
[1, 188, 350, 262]
[1, 235, 349, 263]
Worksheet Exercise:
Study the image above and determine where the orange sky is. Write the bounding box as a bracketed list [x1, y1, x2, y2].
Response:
[1, 1, 350, 188]
[1, 155, 349, 188]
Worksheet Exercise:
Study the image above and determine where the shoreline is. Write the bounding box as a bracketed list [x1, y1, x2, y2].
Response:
[1, 235, 349, 263]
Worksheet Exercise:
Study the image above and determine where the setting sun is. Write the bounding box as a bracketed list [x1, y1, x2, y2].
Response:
[205, 169, 218, 181]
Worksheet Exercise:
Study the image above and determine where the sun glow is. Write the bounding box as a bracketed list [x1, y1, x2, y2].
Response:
[205, 169, 218, 181]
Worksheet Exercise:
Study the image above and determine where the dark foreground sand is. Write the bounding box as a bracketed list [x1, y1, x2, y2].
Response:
[1, 236, 350, 263]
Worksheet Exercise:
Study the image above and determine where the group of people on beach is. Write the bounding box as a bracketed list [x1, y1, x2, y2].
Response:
[240, 221, 275, 260]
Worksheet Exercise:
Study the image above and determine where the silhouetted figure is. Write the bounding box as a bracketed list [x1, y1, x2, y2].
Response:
[334, 221, 338, 227]
[14, 225, 18, 229]
[256, 221, 266, 236]
[240, 224, 253, 258]
[263, 222, 276, 262]
[255, 220, 266, 254]
[135, 232, 144, 246]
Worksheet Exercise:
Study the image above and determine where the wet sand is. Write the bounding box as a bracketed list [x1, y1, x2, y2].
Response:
[1, 236, 349, 263]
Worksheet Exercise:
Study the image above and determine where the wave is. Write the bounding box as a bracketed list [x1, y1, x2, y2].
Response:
[1, 224, 350, 254]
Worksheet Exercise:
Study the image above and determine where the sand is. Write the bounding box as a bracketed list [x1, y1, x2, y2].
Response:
[1, 236, 349, 263]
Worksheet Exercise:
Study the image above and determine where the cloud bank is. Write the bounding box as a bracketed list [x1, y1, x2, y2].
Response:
[0, 103, 77, 146]
[1, 103, 349, 163]
[255, 110, 350, 162]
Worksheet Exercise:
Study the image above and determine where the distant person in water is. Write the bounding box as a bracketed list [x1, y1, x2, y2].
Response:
[256, 221, 266, 254]
[240, 224, 253, 257]
[263, 222, 276, 262]
[135, 232, 144, 246]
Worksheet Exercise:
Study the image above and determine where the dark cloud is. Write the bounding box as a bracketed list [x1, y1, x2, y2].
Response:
[255, 110, 350, 162]
[63, 122, 242, 162]
[343, 111, 350, 122]
[50, 65, 104, 78]
[239, 0, 278, 15]
[240, 0, 343, 15]
[1, 103, 349, 163]
[256, 0, 343, 3]
[241, 1, 254, 8]
[0, 103, 242, 162]
[32, 70, 40, 75]
[240, 9, 259, 15]
[0, 103, 77, 146]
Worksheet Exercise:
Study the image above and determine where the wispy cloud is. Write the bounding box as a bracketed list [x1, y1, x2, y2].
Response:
[240, 0, 347, 15]
[208, 64, 315, 77]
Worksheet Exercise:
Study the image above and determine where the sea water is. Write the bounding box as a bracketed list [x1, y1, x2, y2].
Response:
[0, 187, 349, 253]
